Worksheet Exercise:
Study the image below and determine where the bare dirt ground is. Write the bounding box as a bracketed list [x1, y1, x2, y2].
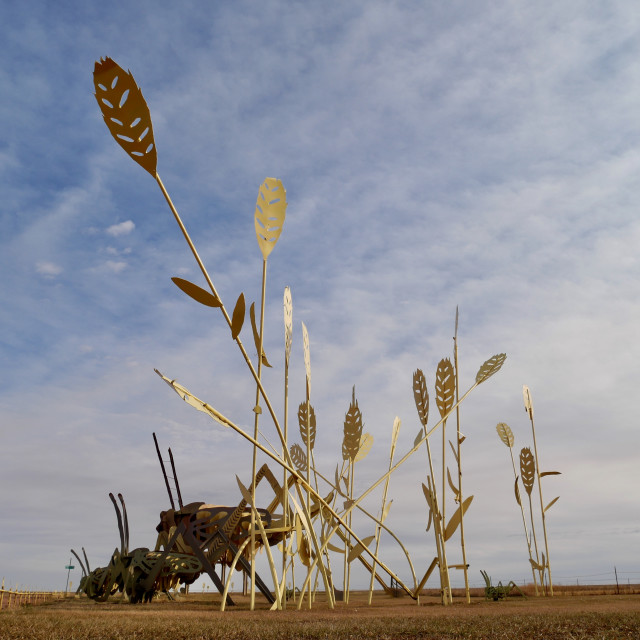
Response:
[1, 589, 639, 639]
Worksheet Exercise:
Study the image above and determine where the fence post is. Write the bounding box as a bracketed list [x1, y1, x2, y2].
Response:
[1, 578, 4, 610]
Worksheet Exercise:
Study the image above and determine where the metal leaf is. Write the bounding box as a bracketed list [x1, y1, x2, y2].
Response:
[381, 500, 393, 524]
[444, 495, 473, 541]
[249, 302, 272, 367]
[347, 535, 375, 563]
[540, 471, 561, 478]
[447, 467, 460, 499]
[475, 353, 507, 385]
[231, 293, 245, 340]
[448, 440, 459, 465]
[171, 277, 221, 308]
[544, 496, 560, 512]
[255, 178, 287, 260]
[421, 482, 433, 512]
[93, 57, 157, 176]
[514, 476, 522, 506]
[414, 429, 424, 449]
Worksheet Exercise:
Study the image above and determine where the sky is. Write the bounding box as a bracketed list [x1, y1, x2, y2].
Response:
[1, 1, 639, 596]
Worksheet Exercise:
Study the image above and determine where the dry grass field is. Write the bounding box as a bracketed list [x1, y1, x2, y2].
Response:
[1, 588, 639, 639]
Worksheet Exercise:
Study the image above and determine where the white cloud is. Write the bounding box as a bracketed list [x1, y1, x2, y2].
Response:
[35, 261, 62, 277]
[106, 220, 135, 237]
[104, 260, 127, 273]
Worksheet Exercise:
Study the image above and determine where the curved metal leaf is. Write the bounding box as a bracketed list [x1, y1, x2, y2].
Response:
[448, 440, 459, 465]
[249, 302, 272, 367]
[540, 471, 561, 478]
[514, 476, 522, 506]
[544, 496, 560, 512]
[255, 177, 287, 260]
[93, 57, 157, 176]
[381, 500, 393, 523]
[231, 293, 245, 340]
[421, 482, 433, 512]
[496, 422, 514, 448]
[444, 495, 473, 541]
[447, 467, 460, 499]
[171, 277, 221, 308]
[347, 535, 375, 563]
[475, 353, 507, 385]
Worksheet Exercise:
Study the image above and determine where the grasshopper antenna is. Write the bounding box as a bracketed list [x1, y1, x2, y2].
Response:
[109, 492, 126, 555]
[70, 548, 87, 577]
[168, 447, 184, 509]
[118, 493, 130, 553]
[153, 432, 176, 510]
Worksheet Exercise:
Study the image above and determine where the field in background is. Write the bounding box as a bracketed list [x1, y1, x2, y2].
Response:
[1, 589, 639, 639]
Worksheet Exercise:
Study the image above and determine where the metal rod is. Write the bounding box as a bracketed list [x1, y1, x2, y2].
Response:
[168, 447, 183, 509]
[153, 432, 175, 510]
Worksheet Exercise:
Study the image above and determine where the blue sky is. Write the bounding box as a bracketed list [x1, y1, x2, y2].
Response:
[1, 1, 639, 594]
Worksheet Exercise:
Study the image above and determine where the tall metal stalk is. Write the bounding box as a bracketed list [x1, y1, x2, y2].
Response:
[524, 386, 554, 595]
[453, 308, 470, 603]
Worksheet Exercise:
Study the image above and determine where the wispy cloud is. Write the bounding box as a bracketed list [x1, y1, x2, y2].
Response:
[106, 220, 135, 237]
[103, 260, 128, 274]
[35, 261, 63, 277]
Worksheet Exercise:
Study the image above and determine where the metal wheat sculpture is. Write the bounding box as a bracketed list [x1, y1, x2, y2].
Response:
[367, 417, 400, 605]
[495, 386, 559, 597]
[92, 56, 509, 609]
[451, 308, 470, 602]
[496, 422, 539, 594]
[523, 385, 559, 595]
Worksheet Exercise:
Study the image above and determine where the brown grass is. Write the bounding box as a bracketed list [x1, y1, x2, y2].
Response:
[1, 590, 639, 639]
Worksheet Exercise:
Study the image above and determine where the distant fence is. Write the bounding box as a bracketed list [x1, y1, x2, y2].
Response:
[0, 580, 66, 610]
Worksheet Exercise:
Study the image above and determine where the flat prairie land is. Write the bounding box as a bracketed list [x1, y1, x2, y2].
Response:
[1, 591, 639, 639]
